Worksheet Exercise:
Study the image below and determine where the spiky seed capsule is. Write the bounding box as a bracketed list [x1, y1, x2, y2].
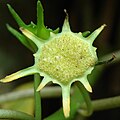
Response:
[0, 6, 106, 117]
[38, 32, 97, 85]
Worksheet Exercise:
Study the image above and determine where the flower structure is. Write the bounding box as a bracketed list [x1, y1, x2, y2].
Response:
[0, 0, 106, 118]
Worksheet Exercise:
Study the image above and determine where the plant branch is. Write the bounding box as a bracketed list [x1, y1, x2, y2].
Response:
[92, 96, 120, 111]
[99, 50, 120, 64]
[76, 82, 93, 116]
[0, 109, 34, 120]
[0, 87, 62, 103]
[78, 96, 120, 113]
[34, 74, 41, 120]
[0, 87, 120, 113]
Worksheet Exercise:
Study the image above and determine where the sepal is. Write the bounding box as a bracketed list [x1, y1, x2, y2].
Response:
[7, 24, 37, 52]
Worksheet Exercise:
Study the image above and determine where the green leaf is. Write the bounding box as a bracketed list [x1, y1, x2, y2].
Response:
[37, 0, 44, 31]
[7, 4, 37, 34]
[7, 1, 59, 42]
[36, 0, 50, 39]
[6, 24, 36, 52]
[7, 4, 26, 27]
[37, 0, 59, 39]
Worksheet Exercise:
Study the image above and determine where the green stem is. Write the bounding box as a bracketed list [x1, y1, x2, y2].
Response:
[78, 96, 120, 113]
[0, 109, 34, 120]
[0, 87, 62, 103]
[34, 74, 41, 120]
[92, 96, 120, 111]
[99, 50, 120, 64]
[76, 82, 93, 116]
[0, 87, 120, 117]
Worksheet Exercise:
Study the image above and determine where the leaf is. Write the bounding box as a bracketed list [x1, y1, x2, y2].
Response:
[6, 24, 36, 52]
[36, 0, 50, 39]
[7, 4, 37, 34]
[7, 4, 26, 27]
[7, 1, 59, 42]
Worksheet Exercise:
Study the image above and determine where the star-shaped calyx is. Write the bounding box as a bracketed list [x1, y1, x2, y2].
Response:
[0, 0, 106, 118]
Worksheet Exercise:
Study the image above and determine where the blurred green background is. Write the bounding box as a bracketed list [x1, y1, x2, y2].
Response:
[0, 0, 120, 119]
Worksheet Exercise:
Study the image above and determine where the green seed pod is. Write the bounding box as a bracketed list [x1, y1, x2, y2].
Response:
[0, 17, 106, 117]
[0, 1, 106, 118]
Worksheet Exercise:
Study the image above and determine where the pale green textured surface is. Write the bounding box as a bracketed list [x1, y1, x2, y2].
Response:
[38, 32, 96, 84]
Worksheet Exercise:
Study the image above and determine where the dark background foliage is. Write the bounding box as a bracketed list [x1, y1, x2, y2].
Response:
[0, 0, 120, 119]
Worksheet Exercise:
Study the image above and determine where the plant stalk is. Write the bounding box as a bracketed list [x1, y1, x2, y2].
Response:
[78, 96, 120, 113]
[34, 74, 41, 120]
[76, 82, 93, 116]
[0, 109, 34, 120]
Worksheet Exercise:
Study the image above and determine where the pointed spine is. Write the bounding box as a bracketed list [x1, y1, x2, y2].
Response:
[36, 77, 50, 91]
[87, 24, 106, 44]
[80, 78, 92, 93]
[62, 10, 71, 32]
[61, 85, 71, 118]
[0, 66, 37, 83]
